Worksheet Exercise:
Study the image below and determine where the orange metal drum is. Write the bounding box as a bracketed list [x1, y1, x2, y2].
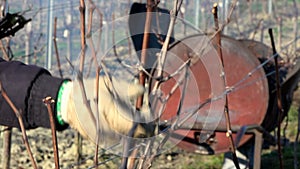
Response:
[155, 35, 269, 154]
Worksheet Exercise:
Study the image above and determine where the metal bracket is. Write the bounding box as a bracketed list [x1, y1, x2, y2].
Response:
[235, 125, 274, 169]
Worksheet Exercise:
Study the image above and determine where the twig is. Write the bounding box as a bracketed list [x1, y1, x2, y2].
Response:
[112, 12, 118, 57]
[260, 20, 265, 42]
[86, 3, 99, 69]
[87, 0, 103, 53]
[76, 0, 106, 167]
[2, 126, 12, 169]
[135, 0, 155, 109]
[292, 0, 298, 61]
[277, 17, 282, 51]
[53, 17, 63, 78]
[93, 67, 101, 169]
[210, 0, 238, 40]
[126, 0, 132, 60]
[295, 107, 300, 169]
[120, 0, 157, 168]
[137, 139, 153, 169]
[0, 10, 12, 169]
[76, 0, 87, 164]
[170, 61, 190, 130]
[79, 0, 86, 73]
[212, 4, 240, 169]
[86, 2, 101, 168]
[269, 28, 284, 169]
[0, 81, 38, 169]
[33, 33, 44, 64]
[247, 0, 254, 25]
[147, 134, 170, 167]
[139, 0, 183, 167]
[249, 19, 264, 40]
[43, 97, 60, 169]
[76, 132, 83, 167]
[1, 43, 12, 169]
[0, 39, 9, 60]
[85, 0, 103, 78]
[152, 0, 182, 91]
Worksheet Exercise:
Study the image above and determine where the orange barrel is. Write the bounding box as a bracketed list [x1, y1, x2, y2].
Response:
[152, 34, 269, 154]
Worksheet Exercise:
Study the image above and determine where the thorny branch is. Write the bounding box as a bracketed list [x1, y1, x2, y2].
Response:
[0, 81, 38, 169]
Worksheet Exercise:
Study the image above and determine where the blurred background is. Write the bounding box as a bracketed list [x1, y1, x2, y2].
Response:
[1, 0, 298, 75]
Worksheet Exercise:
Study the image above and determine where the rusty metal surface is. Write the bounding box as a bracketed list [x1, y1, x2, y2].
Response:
[156, 34, 269, 154]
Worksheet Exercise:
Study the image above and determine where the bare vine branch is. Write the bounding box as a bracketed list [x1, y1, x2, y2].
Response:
[212, 3, 240, 169]
[43, 97, 60, 169]
[0, 81, 38, 169]
[53, 17, 63, 79]
[210, 0, 238, 40]
[269, 28, 284, 169]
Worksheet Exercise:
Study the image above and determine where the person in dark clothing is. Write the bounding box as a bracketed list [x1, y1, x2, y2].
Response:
[129, 2, 175, 70]
[0, 57, 154, 144]
[0, 57, 68, 130]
